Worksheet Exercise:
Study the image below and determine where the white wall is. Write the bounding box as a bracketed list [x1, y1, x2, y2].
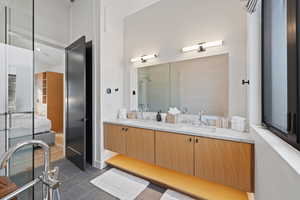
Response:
[70, 0, 93, 42]
[247, 2, 262, 125]
[99, 0, 162, 166]
[124, 0, 248, 118]
[253, 127, 300, 200]
[126, 0, 161, 16]
[99, 0, 132, 165]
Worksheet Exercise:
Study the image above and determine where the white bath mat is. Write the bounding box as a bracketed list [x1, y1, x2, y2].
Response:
[90, 168, 149, 200]
[160, 189, 196, 200]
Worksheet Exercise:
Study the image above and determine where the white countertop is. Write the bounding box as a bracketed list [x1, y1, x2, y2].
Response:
[104, 119, 254, 144]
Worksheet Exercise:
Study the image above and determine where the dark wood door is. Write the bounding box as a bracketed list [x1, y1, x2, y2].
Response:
[66, 36, 86, 170]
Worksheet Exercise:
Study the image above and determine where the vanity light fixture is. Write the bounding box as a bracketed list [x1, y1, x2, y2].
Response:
[182, 40, 223, 53]
[131, 54, 158, 63]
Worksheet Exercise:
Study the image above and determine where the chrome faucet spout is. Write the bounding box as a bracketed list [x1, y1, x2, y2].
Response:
[0, 140, 50, 173]
[0, 140, 59, 200]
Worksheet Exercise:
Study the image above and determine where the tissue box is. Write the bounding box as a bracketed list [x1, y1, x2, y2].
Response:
[166, 113, 178, 124]
[127, 112, 137, 119]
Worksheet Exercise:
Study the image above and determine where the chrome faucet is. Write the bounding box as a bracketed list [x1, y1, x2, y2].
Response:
[181, 107, 188, 114]
[138, 104, 150, 120]
[198, 110, 208, 126]
[138, 104, 145, 119]
[0, 140, 60, 200]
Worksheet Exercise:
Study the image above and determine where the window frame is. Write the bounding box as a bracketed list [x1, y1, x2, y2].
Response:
[262, 0, 300, 151]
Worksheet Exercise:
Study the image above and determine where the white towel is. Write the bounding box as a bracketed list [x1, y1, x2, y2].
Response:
[90, 168, 149, 200]
[160, 189, 195, 200]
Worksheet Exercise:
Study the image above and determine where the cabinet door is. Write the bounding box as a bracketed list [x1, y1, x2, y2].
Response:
[194, 137, 254, 192]
[156, 131, 194, 175]
[104, 124, 126, 154]
[126, 127, 155, 164]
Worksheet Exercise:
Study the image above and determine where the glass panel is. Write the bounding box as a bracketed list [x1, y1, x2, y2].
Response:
[0, 5, 5, 43]
[0, 0, 34, 199]
[263, 0, 288, 132]
[0, 4, 6, 175]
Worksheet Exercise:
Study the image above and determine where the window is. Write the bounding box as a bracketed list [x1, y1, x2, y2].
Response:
[262, 0, 300, 150]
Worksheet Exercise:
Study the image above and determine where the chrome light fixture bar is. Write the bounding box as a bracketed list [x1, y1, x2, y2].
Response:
[131, 54, 158, 63]
[182, 40, 223, 53]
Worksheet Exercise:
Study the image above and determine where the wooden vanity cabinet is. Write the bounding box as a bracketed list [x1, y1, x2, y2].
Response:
[194, 136, 254, 192]
[155, 131, 194, 175]
[104, 123, 155, 163]
[126, 127, 155, 164]
[104, 123, 126, 154]
[104, 123, 254, 192]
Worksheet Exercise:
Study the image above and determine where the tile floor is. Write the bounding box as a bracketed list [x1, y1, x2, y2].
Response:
[35, 159, 168, 200]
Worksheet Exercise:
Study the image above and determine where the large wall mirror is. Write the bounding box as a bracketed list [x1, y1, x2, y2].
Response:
[125, 0, 247, 118]
[138, 54, 229, 116]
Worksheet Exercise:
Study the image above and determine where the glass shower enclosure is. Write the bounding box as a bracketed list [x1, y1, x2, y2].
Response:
[0, 0, 35, 199]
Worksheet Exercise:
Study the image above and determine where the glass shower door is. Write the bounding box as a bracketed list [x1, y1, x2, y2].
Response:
[0, 0, 35, 199]
[0, 4, 7, 178]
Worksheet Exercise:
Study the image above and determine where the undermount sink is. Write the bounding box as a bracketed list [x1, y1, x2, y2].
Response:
[180, 125, 216, 133]
[119, 119, 142, 123]
[119, 119, 216, 133]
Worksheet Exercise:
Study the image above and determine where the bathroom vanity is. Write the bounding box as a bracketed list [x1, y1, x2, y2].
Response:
[103, 120, 254, 193]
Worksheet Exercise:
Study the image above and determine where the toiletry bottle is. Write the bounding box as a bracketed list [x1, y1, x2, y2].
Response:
[156, 111, 162, 122]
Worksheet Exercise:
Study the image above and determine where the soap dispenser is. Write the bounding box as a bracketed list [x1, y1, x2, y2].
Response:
[156, 111, 162, 122]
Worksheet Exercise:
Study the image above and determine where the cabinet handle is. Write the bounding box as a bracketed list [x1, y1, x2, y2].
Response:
[188, 138, 192, 143]
[125, 128, 128, 132]
[122, 128, 125, 131]
[195, 138, 199, 143]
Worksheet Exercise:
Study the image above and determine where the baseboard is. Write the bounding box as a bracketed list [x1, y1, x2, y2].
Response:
[94, 151, 118, 170]
[100, 161, 108, 169]
[93, 160, 102, 169]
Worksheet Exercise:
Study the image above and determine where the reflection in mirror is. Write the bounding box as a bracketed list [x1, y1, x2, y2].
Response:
[138, 54, 229, 116]
[138, 64, 170, 113]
